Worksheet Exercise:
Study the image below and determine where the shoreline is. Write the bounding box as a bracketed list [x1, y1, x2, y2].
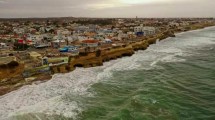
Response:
[1, 23, 215, 96]
[175, 25, 215, 36]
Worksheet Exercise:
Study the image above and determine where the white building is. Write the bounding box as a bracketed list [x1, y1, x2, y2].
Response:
[169, 22, 180, 27]
[0, 42, 7, 49]
[27, 35, 43, 44]
[53, 35, 64, 42]
[134, 25, 156, 36]
[180, 22, 190, 26]
[118, 32, 128, 41]
[57, 29, 71, 36]
[142, 27, 156, 36]
[134, 26, 142, 33]
[13, 28, 25, 34]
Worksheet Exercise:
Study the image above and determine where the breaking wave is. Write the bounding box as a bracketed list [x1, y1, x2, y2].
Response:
[0, 26, 215, 120]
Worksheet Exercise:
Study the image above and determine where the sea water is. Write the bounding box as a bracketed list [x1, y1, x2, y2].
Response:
[0, 26, 215, 120]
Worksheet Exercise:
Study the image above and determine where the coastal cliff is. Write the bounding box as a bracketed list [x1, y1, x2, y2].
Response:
[0, 23, 215, 96]
[51, 45, 135, 73]
[0, 37, 154, 95]
[0, 61, 24, 95]
[50, 34, 172, 74]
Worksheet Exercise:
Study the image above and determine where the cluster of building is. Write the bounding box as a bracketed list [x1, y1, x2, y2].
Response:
[0, 17, 214, 77]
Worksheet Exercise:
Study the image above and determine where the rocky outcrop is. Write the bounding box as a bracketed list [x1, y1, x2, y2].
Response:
[131, 41, 149, 50]
[49, 45, 137, 73]
[0, 61, 22, 80]
[0, 62, 25, 96]
[159, 31, 176, 41]
[101, 45, 134, 62]
[147, 37, 158, 45]
[70, 53, 103, 69]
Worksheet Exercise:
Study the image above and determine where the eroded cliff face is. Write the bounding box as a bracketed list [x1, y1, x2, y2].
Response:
[0, 61, 23, 80]
[50, 45, 136, 73]
[131, 41, 149, 51]
[50, 35, 172, 73]
[0, 62, 24, 95]
[101, 45, 135, 62]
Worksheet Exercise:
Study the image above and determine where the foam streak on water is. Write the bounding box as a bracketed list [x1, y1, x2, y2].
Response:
[0, 26, 215, 120]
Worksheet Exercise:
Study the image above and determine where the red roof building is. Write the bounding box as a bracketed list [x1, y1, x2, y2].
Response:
[82, 40, 99, 43]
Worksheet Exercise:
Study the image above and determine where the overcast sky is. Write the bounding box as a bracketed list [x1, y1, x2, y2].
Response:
[0, 0, 214, 18]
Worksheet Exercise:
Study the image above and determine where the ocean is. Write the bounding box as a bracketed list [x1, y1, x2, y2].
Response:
[0, 27, 215, 120]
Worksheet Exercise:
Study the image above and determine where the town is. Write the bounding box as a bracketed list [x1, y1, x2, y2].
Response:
[0, 17, 215, 95]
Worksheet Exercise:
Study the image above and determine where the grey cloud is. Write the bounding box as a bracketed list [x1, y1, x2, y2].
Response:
[0, 0, 214, 18]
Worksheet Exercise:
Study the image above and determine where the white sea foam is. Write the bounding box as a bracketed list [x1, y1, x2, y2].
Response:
[1, 27, 215, 120]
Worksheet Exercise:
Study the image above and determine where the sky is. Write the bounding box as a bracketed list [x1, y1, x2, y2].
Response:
[0, 0, 214, 18]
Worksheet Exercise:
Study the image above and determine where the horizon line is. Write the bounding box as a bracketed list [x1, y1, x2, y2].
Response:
[0, 16, 214, 19]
